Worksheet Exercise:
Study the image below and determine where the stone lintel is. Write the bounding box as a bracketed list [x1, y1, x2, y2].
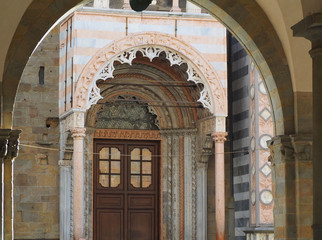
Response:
[160, 128, 197, 137]
[292, 13, 322, 48]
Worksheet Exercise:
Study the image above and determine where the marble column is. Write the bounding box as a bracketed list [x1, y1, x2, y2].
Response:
[170, 0, 181, 12]
[292, 13, 322, 239]
[0, 129, 10, 239]
[71, 127, 86, 240]
[212, 132, 227, 240]
[123, 0, 130, 9]
[3, 130, 21, 240]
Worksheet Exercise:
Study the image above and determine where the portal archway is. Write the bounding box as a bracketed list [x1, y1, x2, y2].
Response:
[74, 32, 227, 117]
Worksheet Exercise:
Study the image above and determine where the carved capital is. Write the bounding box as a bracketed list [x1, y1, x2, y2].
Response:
[0, 129, 11, 159]
[58, 159, 73, 167]
[268, 135, 313, 165]
[71, 128, 86, 139]
[291, 134, 312, 161]
[211, 132, 228, 143]
[267, 135, 294, 165]
[5, 130, 22, 160]
[199, 135, 213, 164]
[292, 13, 322, 47]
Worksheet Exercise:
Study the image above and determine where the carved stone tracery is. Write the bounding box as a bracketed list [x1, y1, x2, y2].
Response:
[95, 95, 160, 130]
[74, 32, 227, 116]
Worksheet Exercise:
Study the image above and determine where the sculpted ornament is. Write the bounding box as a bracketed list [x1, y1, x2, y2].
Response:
[71, 128, 86, 138]
[212, 132, 228, 143]
[74, 32, 227, 116]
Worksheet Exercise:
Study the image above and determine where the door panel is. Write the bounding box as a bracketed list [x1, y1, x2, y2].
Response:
[97, 210, 123, 240]
[128, 210, 154, 240]
[94, 140, 159, 240]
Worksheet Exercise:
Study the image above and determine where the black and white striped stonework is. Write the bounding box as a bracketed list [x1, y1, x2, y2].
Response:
[228, 34, 251, 240]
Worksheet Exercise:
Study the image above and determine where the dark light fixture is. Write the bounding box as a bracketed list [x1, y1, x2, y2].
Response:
[130, 0, 152, 12]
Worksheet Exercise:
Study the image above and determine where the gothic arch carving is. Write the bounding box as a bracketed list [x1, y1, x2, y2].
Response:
[74, 32, 227, 116]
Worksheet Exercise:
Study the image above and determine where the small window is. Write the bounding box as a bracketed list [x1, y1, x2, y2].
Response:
[39, 66, 45, 85]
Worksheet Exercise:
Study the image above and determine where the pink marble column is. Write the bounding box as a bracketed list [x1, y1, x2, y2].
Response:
[212, 132, 228, 240]
[71, 127, 86, 240]
[170, 0, 181, 12]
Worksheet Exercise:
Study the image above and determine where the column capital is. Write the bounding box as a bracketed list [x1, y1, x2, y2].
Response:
[5, 129, 22, 160]
[58, 159, 72, 167]
[211, 132, 228, 143]
[292, 13, 322, 48]
[0, 129, 11, 159]
[70, 127, 86, 139]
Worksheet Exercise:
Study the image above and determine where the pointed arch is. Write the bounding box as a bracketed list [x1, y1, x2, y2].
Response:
[74, 32, 227, 116]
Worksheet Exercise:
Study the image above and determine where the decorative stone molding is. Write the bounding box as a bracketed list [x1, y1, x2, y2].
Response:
[60, 109, 86, 132]
[94, 129, 161, 140]
[290, 134, 312, 161]
[70, 128, 86, 139]
[160, 128, 197, 136]
[211, 132, 228, 143]
[268, 135, 312, 164]
[214, 116, 226, 133]
[199, 135, 213, 164]
[74, 32, 227, 116]
[0, 129, 11, 159]
[5, 130, 22, 160]
[267, 135, 294, 165]
[58, 159, 73, 167]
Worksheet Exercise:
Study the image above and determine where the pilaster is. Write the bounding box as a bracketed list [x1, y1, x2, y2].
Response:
[0, 129, 11, 239]
[292, 13, 322, 239]
[291, 134, 313, 239]
[3, 130, 21, 240]
[196, 135, 212, 240]
[268, 136, 295, 239]
[160, 129, 197, 240]
[59, 159, 72, 240]
[268, 135, 313, 240]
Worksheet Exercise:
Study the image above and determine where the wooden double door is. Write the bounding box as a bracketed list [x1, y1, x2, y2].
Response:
[93, 140, 160, 240]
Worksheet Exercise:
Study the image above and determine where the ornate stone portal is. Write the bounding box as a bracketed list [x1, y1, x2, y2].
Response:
[59, 32, 228, 239]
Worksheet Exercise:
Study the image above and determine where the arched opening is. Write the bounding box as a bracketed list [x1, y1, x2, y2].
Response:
[4, 1, 303, 240]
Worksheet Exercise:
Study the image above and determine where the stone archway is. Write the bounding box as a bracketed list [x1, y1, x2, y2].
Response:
[5, 0, 300, 239]
[2, 0, 291, 136]
[74, 32, 227, 117]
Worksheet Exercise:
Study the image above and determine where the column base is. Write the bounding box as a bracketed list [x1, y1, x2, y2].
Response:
[244, 227, 274, 240]
[170, 7, 181, 12]
[122, 3, 131, 10]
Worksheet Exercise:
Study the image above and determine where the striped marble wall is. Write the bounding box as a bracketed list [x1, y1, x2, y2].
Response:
[59, 8, 227, 115]
[228, 34, 251, 240]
